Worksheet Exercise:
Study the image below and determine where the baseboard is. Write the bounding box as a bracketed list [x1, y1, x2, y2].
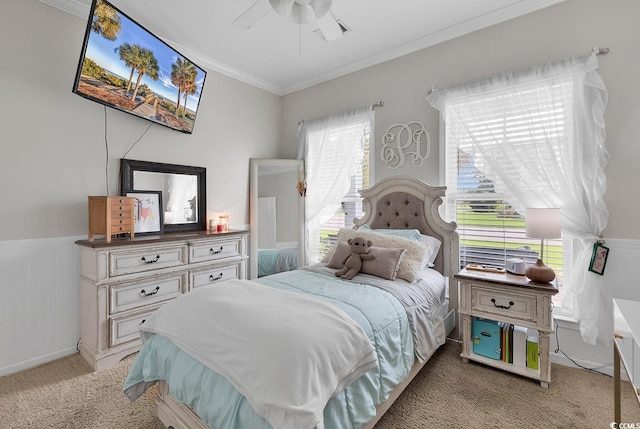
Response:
[0, 346, 78, 377]
[549, 351, 617, 379]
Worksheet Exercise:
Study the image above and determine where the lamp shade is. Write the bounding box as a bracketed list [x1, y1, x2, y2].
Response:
[525, 208, 561, 239]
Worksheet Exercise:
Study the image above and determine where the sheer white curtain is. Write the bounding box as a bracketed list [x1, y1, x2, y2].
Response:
[427, 52, 610, 345]
[297, 107, 373, 263]
[166, 175, 197, 222]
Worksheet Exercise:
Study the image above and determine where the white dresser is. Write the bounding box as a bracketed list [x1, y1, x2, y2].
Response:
[76, 230, 249, 371]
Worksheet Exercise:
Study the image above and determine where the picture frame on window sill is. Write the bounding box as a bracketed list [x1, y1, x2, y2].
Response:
[588, 242, 609, 275]
[126, 190, 164, 235]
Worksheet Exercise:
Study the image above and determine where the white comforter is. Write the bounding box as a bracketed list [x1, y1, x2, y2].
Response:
[138, 279, 377, 429]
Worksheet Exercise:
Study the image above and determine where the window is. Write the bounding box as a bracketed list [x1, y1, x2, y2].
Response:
[317, 134, 370, 260]
[439, 78, 574, 307]
[429, 53, 609, 343]
[298, 108, 373, 264]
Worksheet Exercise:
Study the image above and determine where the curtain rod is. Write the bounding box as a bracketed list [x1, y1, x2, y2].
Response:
[298, 101, 384, 125]
[426, 46, 610, 95]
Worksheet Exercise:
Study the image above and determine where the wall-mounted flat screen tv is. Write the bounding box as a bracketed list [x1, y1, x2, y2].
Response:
[72, 0, 207, 134]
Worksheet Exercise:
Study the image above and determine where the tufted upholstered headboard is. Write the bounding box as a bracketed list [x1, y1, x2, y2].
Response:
[353, 176, 459, 279]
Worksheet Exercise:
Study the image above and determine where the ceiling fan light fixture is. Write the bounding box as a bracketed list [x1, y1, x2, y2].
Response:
[288, 3, 313, 24]
[269, 0, 294, 16]
[310, 0, 332, 18]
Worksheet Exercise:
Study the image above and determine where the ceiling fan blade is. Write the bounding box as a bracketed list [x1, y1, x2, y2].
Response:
[310, 0, 332, 18]
[288, 3, 313, 24]
[315, 11, 343, 41]
[233, 0, 273, 29]
[269, 0, 295, 16]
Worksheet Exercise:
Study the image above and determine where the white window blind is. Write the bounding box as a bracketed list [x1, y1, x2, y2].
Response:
[443, 79, 570, 303]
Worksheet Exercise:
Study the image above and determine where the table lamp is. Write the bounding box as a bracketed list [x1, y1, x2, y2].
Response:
[525, 208, 561, 283]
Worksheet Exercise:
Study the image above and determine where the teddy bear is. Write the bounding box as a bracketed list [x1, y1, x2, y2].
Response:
[335, 236, 376, 280]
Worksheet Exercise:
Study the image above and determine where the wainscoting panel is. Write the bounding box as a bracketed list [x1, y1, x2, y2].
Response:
[0, 236, 638, 377]
[0, 236, 82, 376]
[550, 238, 640, 375]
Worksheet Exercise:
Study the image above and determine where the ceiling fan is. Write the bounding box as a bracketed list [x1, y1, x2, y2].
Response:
[234, 0, 344, 42]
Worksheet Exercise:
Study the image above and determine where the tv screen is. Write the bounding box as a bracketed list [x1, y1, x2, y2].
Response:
[72, 0, 207, 134]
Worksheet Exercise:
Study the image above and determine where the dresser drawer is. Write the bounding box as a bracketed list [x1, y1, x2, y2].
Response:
[472, 286, 536, 322]
[109, 244, 187, 277]
[110, 273, 185, 314]
[190, 262, 242, 288]
[190, 237, 243, 264]
[110, 306, 160, 347]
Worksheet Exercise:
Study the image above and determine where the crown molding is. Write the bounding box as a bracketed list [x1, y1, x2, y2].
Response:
[37, 0, 565, 97]
[279, 0, 566, 95]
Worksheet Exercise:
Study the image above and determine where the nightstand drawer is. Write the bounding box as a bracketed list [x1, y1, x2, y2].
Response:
[472, 286, 536, 322]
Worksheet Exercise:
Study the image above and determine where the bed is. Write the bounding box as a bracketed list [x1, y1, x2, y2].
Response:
[123, 175, 459, 429]
[257, 246, 299, 277]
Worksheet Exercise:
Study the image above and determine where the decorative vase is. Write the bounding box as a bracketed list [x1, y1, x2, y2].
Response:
[525, 259, 555, 283]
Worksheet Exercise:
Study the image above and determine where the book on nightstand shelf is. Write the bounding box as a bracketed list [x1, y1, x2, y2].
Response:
[526, 329, 540, 370]
[473, 318, 537, 368]
[512, 325, 528, 368]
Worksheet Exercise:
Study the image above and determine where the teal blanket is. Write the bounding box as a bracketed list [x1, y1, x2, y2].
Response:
[123, 269, 414, 429]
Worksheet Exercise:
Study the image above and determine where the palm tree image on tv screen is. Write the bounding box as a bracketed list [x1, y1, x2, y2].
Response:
[72, 0, 207, 134]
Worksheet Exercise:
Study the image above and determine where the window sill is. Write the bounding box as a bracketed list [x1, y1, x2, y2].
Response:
[553, 307, 578, 327]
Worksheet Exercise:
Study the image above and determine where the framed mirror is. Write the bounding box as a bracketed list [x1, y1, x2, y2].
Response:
[120, 159, 207, 233]
[249, 159, 305, 279]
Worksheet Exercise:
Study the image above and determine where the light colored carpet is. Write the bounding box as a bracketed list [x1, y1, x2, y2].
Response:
[1, 340, 638, 429]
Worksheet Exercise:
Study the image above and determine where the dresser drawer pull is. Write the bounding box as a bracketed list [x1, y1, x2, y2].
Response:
[209, 273, 223, 282]
[140, 286, 160, 296]
[491, 298, 514, 309]
[141, 255, 161, 264]
[209, 246, 224, 255]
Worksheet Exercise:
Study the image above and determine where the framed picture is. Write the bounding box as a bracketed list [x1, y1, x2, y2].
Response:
[588, 242, 609, 275]
[126, 190, 164, 235]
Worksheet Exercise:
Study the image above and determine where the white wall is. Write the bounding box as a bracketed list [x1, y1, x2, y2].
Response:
[282, 0, 640, 241]
[281, 0, 640, 371]
[0, 0, 285, 374]
[0, 0, 284, 241]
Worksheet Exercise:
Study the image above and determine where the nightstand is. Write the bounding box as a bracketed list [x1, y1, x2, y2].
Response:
[613, 298, 640, 424]
[455, 267, 558, 388]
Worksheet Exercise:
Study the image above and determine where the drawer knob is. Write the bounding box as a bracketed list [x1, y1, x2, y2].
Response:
[491, 298, 514, 310]
[141, 286, 160, 296]
[209, 246, 223, 255]
[209, 273, 223, 282]
[141, 255, 160, 264]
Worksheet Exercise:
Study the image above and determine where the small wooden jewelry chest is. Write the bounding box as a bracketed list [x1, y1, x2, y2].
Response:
[88, 196, 135, 243]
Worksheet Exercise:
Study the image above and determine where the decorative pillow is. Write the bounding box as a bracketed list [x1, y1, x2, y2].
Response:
[327, 242, 405, 280]
[327, 241, 351, 269]
[359, 224, 422, 241]
[358, 224, 439, 269]
[324, 229, 427, 282]
[420, 234, 442, 268]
